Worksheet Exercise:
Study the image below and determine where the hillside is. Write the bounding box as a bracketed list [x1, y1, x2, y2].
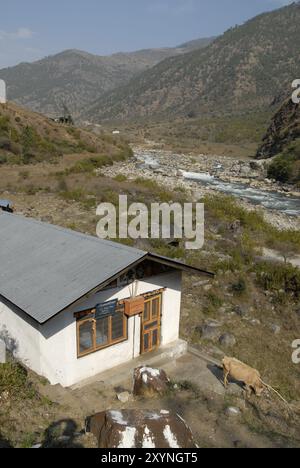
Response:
[83, 3, 300, 122]
[0, 102, 132, 165]
[257, 98, 300, 159]
[0, 38, 215, 118]
[257, 97, 300, 185]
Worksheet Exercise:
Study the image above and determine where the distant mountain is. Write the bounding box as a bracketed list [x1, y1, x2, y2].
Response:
[0, 38, 215, 118]
[178, 36, 217, 50]
[83, 3, 300, 122]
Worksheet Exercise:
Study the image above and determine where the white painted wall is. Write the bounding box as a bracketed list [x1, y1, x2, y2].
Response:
[0, 298, 41, 374]
[0, 270, 182, 387]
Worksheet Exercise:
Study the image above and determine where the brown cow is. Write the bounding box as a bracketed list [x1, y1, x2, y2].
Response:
[222, 357, 265, 397]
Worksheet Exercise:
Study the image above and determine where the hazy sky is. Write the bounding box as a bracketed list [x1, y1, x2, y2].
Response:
[0, 0, 293, 68]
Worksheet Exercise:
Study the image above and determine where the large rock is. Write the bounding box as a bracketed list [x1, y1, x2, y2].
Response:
[233, 305, 248, 317]
[269, 324, 281, 335]
[133, 367, 170, 397]
[117, 391, 131, 403]
[219, 333, 236, 348]
[86, 409, 197, 448]
[198, 320, 222, 341]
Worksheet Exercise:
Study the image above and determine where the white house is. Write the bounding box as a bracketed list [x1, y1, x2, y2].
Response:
[0, 212, 212, 387]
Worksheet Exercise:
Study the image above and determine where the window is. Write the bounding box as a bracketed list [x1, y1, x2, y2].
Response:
[77, 307, 127, 358]
[96, 317, 109, 347]
[111, 313, 124, 341]
[78, 320, 94, 355]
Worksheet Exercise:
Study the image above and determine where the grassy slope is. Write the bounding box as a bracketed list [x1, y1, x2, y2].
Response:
[0, 175, 300, 445]
[0, 102, 132, 166]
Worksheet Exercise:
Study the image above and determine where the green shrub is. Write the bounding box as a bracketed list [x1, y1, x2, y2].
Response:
[207, 292, 223, 307]
[255, 261, 300, 296]
[114, 174, 127, 182]
[267, 139, 300, 184]
[0, 154, 8, 165]
[0, 137, 12, 151]
[268, 157, 293, 183]
[59, 188, 85, 202]
[231, 277, 247, 296]
[0, 362, 35, 400]
[0, 116, 10, 133]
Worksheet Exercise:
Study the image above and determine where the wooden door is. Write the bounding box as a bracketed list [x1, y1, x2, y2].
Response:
[141, 294, 162, 354]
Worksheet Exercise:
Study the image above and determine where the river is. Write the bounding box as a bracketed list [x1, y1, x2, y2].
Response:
[136, 151, 300, 217]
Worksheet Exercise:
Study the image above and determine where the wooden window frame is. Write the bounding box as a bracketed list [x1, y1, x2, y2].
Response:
[75, 288, 166, 359]
[76, 306, 128, 358]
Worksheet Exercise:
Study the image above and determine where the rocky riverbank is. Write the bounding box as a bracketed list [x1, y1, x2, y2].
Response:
[99, 147, 300, 231]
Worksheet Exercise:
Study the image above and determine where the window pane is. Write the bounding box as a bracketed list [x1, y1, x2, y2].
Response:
[143, 333, 150, 351]
[79, 321, 94, 354]
[96, 317, 109, 347]
[145, 321, 158, 331]
[144, 302, 150, 321]
[152, 329, 158, 347]
[112, 313, 125, 341]
[152, 298, 159, 318]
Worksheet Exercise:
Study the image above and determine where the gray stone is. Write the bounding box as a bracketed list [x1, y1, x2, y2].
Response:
[199, 320, 222, 341]
[251, 319, 261, 326]
[117, 391, 131, 403]
[206, 319, 222, 328]
[240, 165, 251, 176]
[230, 220, 242, 234]
[192, 280, 210, 288]
[226, 406, 241, 417]
[269, 324, 281, 335]
[219, 333, 236, 348]
[226, 385, 244, 397]
[0, 339, 6, 364]
[233, 305, 248, 317]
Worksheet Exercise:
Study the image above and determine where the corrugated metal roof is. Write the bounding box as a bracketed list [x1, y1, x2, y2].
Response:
[0, 213, 213, 324]
[0, 212, 146, 323]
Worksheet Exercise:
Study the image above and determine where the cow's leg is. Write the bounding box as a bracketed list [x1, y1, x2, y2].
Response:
[245, 385, 252, 398]
[223, 369, 229, 388]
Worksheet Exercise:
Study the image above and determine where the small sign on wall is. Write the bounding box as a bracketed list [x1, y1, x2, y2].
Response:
[95, 299, 118, 319]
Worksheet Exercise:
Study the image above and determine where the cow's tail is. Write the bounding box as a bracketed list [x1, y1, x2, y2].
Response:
[260, 379, 293, 413]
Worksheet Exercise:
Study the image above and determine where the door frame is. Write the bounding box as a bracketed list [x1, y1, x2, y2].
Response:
[141, 293, 162, 354]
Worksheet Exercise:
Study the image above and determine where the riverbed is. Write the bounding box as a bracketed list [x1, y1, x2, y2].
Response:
[100, 147, 300, 229]
[134, 149, 300, 217]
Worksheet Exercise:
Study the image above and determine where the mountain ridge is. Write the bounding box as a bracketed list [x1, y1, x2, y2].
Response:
[83, 3, 300, 123]
[0, 37, 215, 118]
